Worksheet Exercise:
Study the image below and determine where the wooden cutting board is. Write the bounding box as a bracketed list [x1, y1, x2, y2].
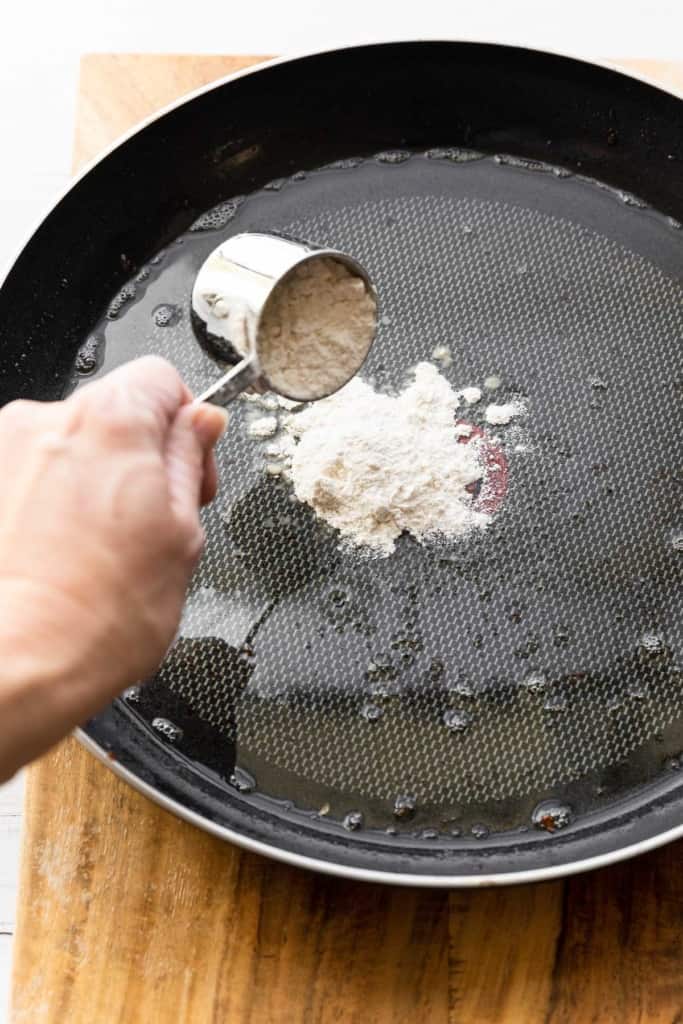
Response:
[10, 55, 683, 1024]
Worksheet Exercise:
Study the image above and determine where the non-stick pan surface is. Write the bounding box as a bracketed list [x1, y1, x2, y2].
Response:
[1, 43, 681, 883]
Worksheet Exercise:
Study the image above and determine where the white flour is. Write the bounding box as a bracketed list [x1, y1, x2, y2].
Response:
[247, 415, 279, 439]
[258, 257, 376, 399]
[275, 362, 490, 556]
[485, 400, 525, 425]
[459, 386, 482, 406]
[431, 344, 453, 368]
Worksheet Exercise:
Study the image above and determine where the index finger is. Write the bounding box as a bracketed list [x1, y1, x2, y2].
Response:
[75, 356, 193, 439]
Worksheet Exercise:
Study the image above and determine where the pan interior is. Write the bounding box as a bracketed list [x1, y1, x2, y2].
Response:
[78, 151, 683, 844]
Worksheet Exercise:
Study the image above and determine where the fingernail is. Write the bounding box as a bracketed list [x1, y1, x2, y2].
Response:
[191, 404, 230, 446]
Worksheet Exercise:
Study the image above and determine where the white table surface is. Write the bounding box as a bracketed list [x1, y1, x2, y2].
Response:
[0, 774, 23, 1021]
[1, 1, 682, 1019]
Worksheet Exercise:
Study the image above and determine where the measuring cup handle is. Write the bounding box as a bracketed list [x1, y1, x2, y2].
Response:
[194, 357, 261, 407]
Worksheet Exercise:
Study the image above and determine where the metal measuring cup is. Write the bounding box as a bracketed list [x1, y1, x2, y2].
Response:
[192, 232, 378, 406]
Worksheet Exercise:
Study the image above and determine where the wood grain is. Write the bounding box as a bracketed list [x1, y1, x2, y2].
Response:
[613, 58, 683, 93]
[11, 740, 448, 1024]
[73, 54, 271, 171]
[448, 848, 683, 1024]
[449, 882, 565, 1022]
[10, 53, 683, 1024]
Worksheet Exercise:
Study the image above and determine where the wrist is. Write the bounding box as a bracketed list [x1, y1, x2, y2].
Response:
[0, 575, 92, 685]
[0, 619, 73, 783]
[0, 643, 71, 783]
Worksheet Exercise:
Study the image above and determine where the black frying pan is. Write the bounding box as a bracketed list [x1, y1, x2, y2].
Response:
[1, 43, 681, 884]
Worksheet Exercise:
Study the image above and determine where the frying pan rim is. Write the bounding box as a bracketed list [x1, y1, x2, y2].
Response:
[77, 728, 683, 887]
[6, 41, 681, 884]
[1, 40, 682, 295]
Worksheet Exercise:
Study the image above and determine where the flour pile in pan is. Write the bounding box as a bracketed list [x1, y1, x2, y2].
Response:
[85, 152, 683, 836]
[250, 361, 504, 556]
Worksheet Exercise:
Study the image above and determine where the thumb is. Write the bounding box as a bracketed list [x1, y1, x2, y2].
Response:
[164, 404, 229, 523]
[164, 405, 206, 525]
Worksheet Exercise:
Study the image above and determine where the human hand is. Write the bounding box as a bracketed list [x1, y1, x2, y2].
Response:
[0, 356, 227, 781]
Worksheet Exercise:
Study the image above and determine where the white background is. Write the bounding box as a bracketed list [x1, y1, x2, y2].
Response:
[1, 1, 682, 1018]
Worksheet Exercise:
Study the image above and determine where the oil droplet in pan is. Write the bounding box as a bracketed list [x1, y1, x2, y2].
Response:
[75, 335, 103, 375]
[229, 767, 256, 794]
[520, 671, 548, 694]
[532, 801, 573, 832]
[360, 703, 384, 722]
[442, 709, 472, 732]
[153, 303, 180, 327]
[151, 717, 183, 743]
[393, 794, 417, 820]
[638, 633, 667, 656]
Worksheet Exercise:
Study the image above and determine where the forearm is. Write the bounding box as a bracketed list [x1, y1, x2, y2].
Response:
[0, 580, 115, 782]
